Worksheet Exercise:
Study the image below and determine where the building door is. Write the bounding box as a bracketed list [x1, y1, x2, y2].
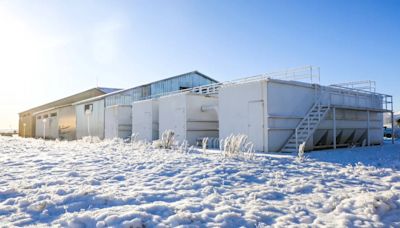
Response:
[248, 101, 264, 152]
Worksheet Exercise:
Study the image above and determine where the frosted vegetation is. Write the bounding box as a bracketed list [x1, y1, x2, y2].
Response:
[0, 136, 399, 227]
[221, 134, 255, 159]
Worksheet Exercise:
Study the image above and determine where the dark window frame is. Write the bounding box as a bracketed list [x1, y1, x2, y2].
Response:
[84, 104, 93, 113]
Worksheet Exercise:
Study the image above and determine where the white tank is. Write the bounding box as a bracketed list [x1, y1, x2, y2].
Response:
[219, 78, 386, 152]
[158, 92, 218, 145]
[132, 99, 159, 142]
[104, 105, 132, 139]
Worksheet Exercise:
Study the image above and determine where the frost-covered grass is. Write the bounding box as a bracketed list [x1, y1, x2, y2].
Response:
[0, 136, 399, 227]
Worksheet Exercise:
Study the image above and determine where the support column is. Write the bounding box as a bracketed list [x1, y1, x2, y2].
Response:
[367, 110, 370, 146]
[392, 111, 395, 144]
[333, 107, 336, 150]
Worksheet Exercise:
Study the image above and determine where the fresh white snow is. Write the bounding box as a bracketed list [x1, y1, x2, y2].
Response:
[0, 136, 399, 227]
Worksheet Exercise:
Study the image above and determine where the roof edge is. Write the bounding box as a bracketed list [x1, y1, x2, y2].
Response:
[19, 87, 121, 114]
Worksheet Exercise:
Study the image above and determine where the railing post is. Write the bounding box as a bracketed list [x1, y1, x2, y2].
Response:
[367, 110, 370, 147]
[295, 128, 298, 152]
[385, 96, 387, 110]
[333, 107, 336, 150]
[318, 104, 321, 121]
[392, 111, 395, 144]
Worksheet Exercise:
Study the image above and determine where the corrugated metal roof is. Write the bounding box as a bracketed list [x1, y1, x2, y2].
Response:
[73, 71, 217, 105]
[19, 87, 122, 114]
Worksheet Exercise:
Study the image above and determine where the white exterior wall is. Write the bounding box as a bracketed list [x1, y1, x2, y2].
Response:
[219, 79, 385, 152]
[34, 106, 76, 140]
[105, 105, 132, 139]
[58, 106, 76, 140]
[75, 99, 105, 139]
[35, 112, 59, 139]
[159, 94, 187, 143]
[132, 99, 159, 142]
[185, 95, 219, 144]
[159, 93, 218, 145]
[219, 81, 267, 152]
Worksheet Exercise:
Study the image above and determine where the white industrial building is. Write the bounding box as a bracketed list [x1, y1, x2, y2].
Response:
[216, 67, 393, 152]
[147, 66, 393, 153]
[73, 71, 218, 139]
[19, 87, 120, 140]
[20, 66, 394, 154]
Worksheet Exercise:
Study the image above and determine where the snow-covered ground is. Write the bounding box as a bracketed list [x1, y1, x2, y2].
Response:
[0, 136, 399, 227]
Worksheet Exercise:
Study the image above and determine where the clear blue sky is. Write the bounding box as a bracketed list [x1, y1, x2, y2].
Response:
[0, 0, 399, 129]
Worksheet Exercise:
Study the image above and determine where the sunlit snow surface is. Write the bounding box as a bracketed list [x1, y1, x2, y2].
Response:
[0, 137, 399, 227]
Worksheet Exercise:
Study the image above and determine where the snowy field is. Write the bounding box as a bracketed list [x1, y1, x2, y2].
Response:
[0, 136, 399, 227]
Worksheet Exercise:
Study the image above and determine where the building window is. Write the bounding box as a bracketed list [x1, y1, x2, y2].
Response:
[51, 113, 57, 117]
[43, 114, 48, 118]
[180, 86, 190, 90]
[84, 104, 93, 114]
[37, 116, 41, 120]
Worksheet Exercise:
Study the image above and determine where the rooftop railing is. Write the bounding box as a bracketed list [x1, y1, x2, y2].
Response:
[330, 80, 376, 93]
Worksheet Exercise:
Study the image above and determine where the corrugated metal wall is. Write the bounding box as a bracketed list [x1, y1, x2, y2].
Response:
[75, 100, 105, 139]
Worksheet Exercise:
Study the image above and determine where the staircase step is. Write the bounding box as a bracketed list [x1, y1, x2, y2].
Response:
[300, 122, 319, 125]
[288, 138, 307, 142]
[300, 124, 318, 127]
[282, 148, 297, 153]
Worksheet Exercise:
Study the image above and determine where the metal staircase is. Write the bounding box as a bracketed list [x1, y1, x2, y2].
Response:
[280, 100, 330, 153]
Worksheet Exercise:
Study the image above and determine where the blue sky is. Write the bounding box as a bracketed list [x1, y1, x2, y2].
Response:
[0, 0, 399, 129]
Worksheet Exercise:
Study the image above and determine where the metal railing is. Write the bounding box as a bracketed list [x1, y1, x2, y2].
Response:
[321, 84, 393, 112]
[224, 65, 320, 86]
[330, 80, 376, 93]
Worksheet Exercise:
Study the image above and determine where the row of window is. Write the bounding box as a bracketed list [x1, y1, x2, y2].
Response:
[37, 113, 57, 120]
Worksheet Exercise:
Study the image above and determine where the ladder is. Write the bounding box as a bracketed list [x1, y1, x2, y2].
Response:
[280, 100, 330, 153]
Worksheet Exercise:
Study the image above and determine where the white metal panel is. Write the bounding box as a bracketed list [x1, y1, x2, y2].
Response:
[105, 106, 118, 139]
[105, 105, 132, 139]
[219, 81, 264, 147]
[75, 99, 105, 139]
[117, 106, 132, 139]
[159, 93, 219, 145]
[159, 94, 187, 143]
[132, 99, 159, 141]
[58, 106, 76, 140]
[35, 112, 59, 139]
[248, 101, 264, 152]
[185, 94, 218, 145]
